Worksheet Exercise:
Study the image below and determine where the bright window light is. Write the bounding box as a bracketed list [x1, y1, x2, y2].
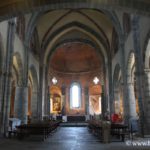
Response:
[52, 77, 57, 85]
[70, 83, 81, 108]
[93, 77, 99, 84]
[72, 85, 79, 107]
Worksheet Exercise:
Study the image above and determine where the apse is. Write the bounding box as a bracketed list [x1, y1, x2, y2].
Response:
[48, 42, 103, 117]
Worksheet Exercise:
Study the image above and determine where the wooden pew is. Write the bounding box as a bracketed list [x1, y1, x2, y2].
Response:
[111, 123, 128, 141]
[16, 121, 61, 140]
[88, 120, 128, 142]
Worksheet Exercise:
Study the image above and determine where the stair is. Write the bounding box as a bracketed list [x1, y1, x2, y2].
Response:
[60, 122, 88, 127]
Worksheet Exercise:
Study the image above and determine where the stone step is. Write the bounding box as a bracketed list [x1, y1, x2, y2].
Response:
[60, 122, 88, 127]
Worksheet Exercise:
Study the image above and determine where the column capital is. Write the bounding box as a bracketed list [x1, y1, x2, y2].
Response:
[144, 68, 150, 74]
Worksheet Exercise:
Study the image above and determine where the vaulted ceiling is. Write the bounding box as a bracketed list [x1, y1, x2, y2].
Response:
[0, 0, 150, 21]
[50, 42, 102, 74]
[34, 9, 114, 65]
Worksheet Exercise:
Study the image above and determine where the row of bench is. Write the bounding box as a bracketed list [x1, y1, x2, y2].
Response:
[88, 120, 128, 142]
[13, 121, 61, 140]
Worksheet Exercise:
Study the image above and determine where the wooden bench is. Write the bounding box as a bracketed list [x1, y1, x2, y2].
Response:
[111, 123, 128, 142]
[16, 121, 61, 140]
[88, 120, 128, 142]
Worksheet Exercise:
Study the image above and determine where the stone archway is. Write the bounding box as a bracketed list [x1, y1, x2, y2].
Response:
[42, 26, 108, 118]
[28, 65, 39, 122]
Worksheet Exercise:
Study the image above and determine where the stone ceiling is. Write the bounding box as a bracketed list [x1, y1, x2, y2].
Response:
[50, 42, 102, 74]
[0, 0, 150, 21]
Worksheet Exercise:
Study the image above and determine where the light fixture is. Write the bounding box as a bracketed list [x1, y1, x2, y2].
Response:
[93, 77, 99, 85]
[52, 77, 57, 85]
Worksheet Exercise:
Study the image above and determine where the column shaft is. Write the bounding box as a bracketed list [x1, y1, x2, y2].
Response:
[14, 86, 28, 124]
[127, 83, 137, 118]
[31, 91, 38, 121]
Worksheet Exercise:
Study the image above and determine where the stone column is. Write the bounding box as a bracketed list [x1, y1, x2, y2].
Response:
[14, 86, 28, 124]
[1, 20, 16, 135]
[132, 15, 144, 136]
[44, 67, 49, 118]
[114, 89, 120, 114]
[84, 87, 89, 115]
[127, 82, 137, 119]
[101, 85, 105, 119]
[84, 87, 89, 120]
[31, 90, 38, 121]
[47, 88, 50, 119]
[66, 86, 69, 115]
[38, 64, 46, 120]
[144, 69, 150, 134]
[0, 72, 4, 134]
[61, 86, 66, 115]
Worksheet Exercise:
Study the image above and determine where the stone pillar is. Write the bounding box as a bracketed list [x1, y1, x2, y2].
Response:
[31, 90, 38, 121]
[47, 88, 50, 119]
[144, 69, 150, 134]
[132, 15, 144, 136]
[61, 86, 66, 115]
[84, 87, 89, 115]
[101, 85, 105, 119]
[114, 89, 120, 114]
[39, 64, 46, 120]
[0, 73, 4, 134]
[66, 86, 69, 115]
[127, 83, 137, 119]
[44, 67, 49, 118]
[1, 20, 15, 135]
[14, 86, 28, 124]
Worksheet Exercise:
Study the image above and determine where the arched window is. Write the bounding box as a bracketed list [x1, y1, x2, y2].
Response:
[70, 82, 81, 108]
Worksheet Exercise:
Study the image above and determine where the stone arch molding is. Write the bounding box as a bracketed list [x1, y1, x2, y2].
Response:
[44, 24, 108, 66]
[25, 9, 123, 57]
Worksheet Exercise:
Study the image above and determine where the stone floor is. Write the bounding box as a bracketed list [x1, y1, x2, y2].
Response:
[0, 127, 150, 150]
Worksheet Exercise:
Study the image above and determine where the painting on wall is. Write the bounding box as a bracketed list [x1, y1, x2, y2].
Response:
[89, 95, 101, 115]
[52, 95, 61, 112]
